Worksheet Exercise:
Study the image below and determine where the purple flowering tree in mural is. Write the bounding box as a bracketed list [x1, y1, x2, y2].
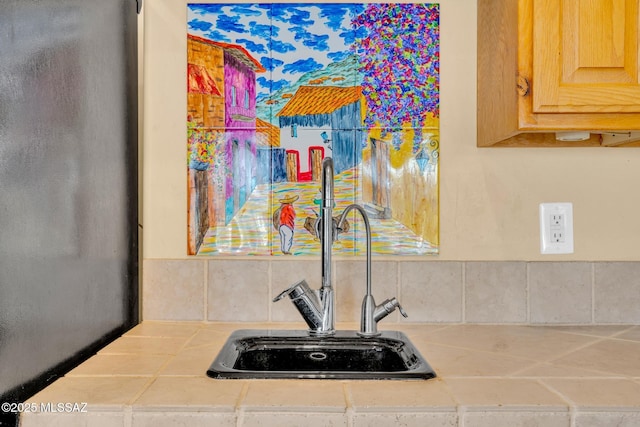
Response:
[352, 3, 439, 151]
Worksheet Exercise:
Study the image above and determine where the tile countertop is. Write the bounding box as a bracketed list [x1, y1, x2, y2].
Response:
[22, 322, 640, 427]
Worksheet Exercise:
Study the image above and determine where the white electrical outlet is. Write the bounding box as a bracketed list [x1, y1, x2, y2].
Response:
[540, 203, 574, 254]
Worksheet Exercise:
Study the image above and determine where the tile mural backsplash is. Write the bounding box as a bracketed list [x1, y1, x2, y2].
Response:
[186, 3, 440, 256]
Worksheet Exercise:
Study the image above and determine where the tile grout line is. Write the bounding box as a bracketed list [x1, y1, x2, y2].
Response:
[535, 378, 578, 425]
[542, 336, 609, 365]
[437, 378, 464, 425]
[127, 376, 158, 413]
[422, 328, 616, 370]
[395, 260, 401, 323]
[457, 406, 467, 427]
[203, 260, 208, 321]
[268, 260, 273, 321]
[343, 383, 354, 427]
[123, 406, 133, 427]
[590, 262, 595, 324]
[461, 262, 466, 324]
[235, 382, 250, 427]
[570, 411, 577, 427]
[526, 262, 531, 323]
[507, 359, 546, 378]
[608, 325, 638, 340]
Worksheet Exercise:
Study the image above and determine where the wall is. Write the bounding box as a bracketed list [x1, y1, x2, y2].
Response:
[142, 0, 640, 324]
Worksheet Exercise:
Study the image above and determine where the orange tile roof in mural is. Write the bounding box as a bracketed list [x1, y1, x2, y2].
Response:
[276, 86, 362, 117]
[255, 118, 280, 147]
[187, 34, 266, 73]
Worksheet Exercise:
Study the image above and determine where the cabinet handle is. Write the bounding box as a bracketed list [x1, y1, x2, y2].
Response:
[516, 75, 530, 97]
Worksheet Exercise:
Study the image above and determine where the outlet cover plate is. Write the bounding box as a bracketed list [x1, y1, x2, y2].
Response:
[540, 203, 574, 254]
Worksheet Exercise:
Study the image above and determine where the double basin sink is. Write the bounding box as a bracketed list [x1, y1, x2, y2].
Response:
[207, 329, 436, 380]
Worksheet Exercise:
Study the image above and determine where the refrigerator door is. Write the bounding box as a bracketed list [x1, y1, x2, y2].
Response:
[0, 0, 138, 407]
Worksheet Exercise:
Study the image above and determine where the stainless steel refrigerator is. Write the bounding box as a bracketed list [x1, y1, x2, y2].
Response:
[0, 0, 139, 423]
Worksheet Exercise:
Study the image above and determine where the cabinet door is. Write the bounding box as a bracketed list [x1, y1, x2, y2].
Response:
[533, 0, 640, 113]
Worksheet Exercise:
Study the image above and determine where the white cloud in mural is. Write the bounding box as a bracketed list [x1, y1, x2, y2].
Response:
[187, 3, 360, 98]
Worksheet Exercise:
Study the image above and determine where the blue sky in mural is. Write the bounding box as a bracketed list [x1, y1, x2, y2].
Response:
[187, 3, 365, 99]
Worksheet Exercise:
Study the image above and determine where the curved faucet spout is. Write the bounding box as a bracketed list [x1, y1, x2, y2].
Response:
[336, 204, 375, 336]
[337, 204, 407, 337]
[336, 204, 372, 296]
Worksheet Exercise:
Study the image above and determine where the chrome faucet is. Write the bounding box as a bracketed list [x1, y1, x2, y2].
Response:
[273, 156, 407, 337]
[335, 204, 407, 336]
[273, 157, 336, 336]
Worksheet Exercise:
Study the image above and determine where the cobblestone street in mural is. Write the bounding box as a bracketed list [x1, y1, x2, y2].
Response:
[187, 3, 439, 256]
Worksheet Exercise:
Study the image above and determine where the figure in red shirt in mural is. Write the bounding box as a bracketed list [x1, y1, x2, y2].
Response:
[273, 194, 299, 255]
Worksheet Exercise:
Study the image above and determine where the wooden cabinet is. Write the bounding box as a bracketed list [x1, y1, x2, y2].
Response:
[478, 0, 640, 147]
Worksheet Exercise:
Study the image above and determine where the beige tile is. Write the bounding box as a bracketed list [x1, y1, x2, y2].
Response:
[379, 325, 455, 358]
[421, 343, 537, 377]
[20, 412, 125, 427]
[335, 260, 398, 323]
[207, 260, 269, 321]
[271, 259, 322, 322]
[183, 327, 233, 349]
[463, 412, 570, 427]
[99, 336, 190, 355]
[444, 378, 569, 410]
[242, 412, 347, 427]
[529, 262, 592, 324]
[124, 321, 203, 338]
[385, 324, 453, 337]
[143, 259, 205, 321]
[201, 322, 305, 333]
[400, 261, 463, 322]
[574, 413, 640, 427]
[335, 321, 361, 331]
[159, 344, 218, 376]
[513, 362, 621, 378]
[25, 376, 152, 409]
[132, 412, 236, 427]
[352, 412, 457, 427]
[348, 378, 456, 411]
[67, 354, 170, 376]
[547, 325, 633, 338]
[550, 339, 640, 377]
[616, 326, 640, 342]
[543, 379, 640, 410]
[594, 262, 640, 323]
[182, 324, 309, 353]
[241, 380, 346, 412]
[464, 262, 527, 323]
[421, 325, 597, 362]
[133, 376, 245, 410]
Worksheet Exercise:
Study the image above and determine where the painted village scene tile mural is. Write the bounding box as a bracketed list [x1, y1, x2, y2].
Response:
[187, 3, 439, 256]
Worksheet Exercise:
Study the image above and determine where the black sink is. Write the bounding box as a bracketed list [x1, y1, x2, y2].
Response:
[207, 329, 436, 380]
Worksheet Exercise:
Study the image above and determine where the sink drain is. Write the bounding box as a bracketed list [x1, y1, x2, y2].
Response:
[309, 352, 327, 361]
